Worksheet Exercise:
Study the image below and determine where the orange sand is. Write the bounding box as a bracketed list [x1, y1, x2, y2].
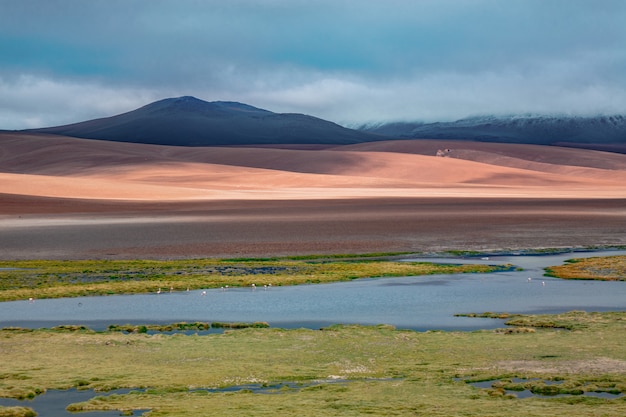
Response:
[1, 132, 624, 259]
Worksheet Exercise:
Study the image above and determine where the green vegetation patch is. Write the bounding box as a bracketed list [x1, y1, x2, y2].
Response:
[0, 407, 36, 417]
[107, 321, 269, 333]
[1, 312, 625, 416]
[462, 376, 626, 398]
[0, 255, 511, 301]
[545, 255, 626, 280]
[457, 310, 626, 331]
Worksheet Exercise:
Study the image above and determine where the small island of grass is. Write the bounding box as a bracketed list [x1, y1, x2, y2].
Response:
[545, 255, 626, 281]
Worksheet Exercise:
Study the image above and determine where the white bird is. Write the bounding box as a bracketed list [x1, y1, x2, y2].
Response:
[251, 283, 256, 290]
[201, 290, 207, 296]
[157, 288, 162, 294]
[542, 281, 546, 287]
[528, 277, 532, 282]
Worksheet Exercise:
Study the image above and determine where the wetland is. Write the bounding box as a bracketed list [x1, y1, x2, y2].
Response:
[0, 250, 625, 331]
[1, 250, 625, 416]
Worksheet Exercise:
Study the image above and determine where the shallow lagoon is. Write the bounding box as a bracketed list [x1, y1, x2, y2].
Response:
[0, 388, 148, 417]
[0, 250, 625, 331]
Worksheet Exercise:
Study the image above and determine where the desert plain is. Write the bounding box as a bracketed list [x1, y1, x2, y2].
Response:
[1, 131, 625, 260]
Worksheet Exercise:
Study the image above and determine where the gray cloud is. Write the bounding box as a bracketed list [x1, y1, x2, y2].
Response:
[1, 0, 625, 128]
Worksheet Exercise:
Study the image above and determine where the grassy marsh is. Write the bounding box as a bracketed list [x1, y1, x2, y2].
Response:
[0, 255, 511, 301]
[545, 255, 626, 280]
[2, 254, 625, 416]
[0, 311, 625, 416]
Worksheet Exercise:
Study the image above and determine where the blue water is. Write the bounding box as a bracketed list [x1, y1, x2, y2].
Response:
[464, 378, 624, 399]
[1, 250, 625, 331]
[0, 389, 147, 417]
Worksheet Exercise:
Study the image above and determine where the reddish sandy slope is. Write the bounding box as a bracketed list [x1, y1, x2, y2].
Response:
[1, 133, 625, 200]
[1, 132, 625, 258]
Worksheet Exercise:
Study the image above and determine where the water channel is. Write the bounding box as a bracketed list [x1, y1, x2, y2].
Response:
[1, 250, 625, 415]
[1, 250, 625, 331]
[0, 389, 147, 417]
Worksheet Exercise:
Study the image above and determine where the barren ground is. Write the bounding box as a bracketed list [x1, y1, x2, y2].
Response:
[1, 132, 625, 259]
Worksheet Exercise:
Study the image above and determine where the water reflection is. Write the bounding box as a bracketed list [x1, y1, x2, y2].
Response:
[0, 389, 148, 417]
[463, 378, 625, 399]
[0, 250, 624, 332]
[0, 379, 390, 415]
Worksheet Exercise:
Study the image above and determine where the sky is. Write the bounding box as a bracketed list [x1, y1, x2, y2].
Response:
[1, 0, 626, 129]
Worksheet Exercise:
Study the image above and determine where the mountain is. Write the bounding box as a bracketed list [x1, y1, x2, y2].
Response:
[23, 98, 626, 152]
[359, 114, 626, 153]
[27, 96, 383, 146]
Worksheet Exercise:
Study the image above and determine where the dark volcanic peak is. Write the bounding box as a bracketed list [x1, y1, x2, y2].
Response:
[359, 114, 626, 152]
[27, 96, 382, 146]
[143, 96, 271, 116]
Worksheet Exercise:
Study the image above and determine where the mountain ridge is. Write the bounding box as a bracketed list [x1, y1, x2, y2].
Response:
[358, 114, 626, 153]
[22, 97, 626, 152]
[26, 96, 383, 146]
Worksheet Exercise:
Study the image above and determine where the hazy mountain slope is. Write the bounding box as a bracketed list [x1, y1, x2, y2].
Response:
[359, 115, 626, 152]
[27, 96, 384, 146]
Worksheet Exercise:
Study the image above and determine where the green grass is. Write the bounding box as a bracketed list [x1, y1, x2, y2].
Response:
[457, 310, 626, 331]
[545, 255, 626, 281]
[0, 407, 36, 417]
[0, 255, 512, 301]
[1, 312, 625, 416]
[106, 321, 270, 333]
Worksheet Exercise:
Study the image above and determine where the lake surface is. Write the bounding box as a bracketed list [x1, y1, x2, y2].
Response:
[0, 389, 147, 417]
[1, 250, 625, 331]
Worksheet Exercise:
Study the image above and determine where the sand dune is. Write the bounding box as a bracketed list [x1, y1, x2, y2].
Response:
[340, 139, 626, 169]
[1, 132, 625, 259]
[1, 132, 625, 200]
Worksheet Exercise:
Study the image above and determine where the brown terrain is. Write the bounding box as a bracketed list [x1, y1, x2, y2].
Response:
[1, 132, 625, 259]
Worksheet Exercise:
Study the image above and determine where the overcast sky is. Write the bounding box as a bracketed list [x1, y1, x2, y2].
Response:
[1, 0, 626, 129]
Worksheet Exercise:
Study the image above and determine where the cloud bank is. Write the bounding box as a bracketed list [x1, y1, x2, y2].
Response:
[1, 0, 625, 129]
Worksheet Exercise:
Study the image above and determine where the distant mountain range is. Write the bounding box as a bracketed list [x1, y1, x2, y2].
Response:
[358, 115, 626, 153]
[23, 96, 626, 152]
[27, 96, 383, 146]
